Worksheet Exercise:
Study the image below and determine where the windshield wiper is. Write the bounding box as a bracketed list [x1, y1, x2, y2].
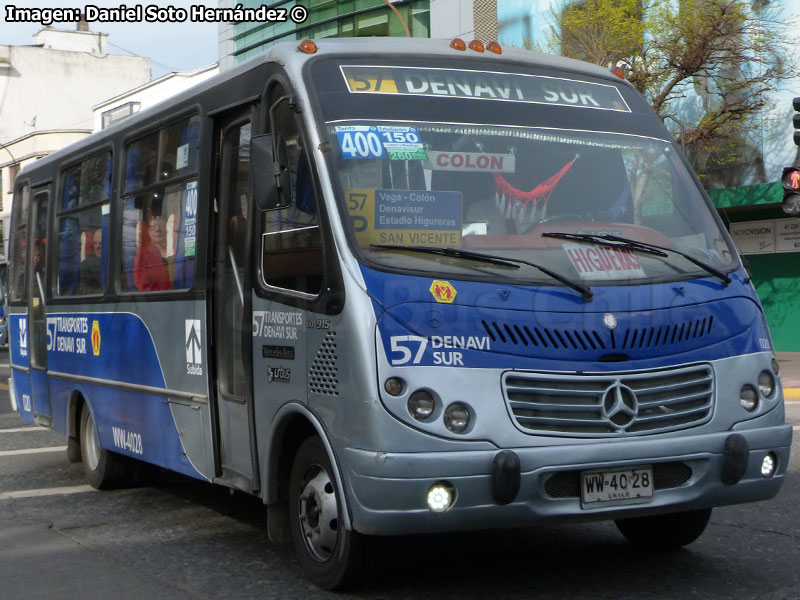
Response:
[370, 244, 593, 301]
[542, 232, 731, 286]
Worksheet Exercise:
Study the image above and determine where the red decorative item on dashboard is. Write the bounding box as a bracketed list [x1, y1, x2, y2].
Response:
[493, 154, 578, 231]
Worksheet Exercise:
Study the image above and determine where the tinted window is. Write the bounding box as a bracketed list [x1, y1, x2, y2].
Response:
[56, 152, 111, 297]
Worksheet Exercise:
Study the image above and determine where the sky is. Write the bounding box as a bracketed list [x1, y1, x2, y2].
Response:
[0, 0, 219, 78]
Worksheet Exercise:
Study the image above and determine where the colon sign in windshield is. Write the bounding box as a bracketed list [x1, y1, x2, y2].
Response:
[331, 121, 734, 285]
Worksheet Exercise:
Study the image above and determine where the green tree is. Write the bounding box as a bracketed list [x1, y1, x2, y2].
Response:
[545, 0, 796, 179]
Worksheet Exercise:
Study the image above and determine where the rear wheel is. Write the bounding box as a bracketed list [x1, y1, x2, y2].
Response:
[289, 436, 369, 590]
[615, 508, 712, 550]
[80, 403, 132, 489]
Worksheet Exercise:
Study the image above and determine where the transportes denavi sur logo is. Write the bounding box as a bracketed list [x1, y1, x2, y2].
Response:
[430, 280, 457, 303]
[91, 320, 101, 356]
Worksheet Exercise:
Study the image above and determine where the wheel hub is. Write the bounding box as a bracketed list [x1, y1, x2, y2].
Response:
[298, 467, 339, 562]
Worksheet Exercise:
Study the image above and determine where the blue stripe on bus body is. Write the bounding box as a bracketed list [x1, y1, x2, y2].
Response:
[47, 377, 202, 479]
[10, 311, 203, 481]
[361, 265, 771, 370]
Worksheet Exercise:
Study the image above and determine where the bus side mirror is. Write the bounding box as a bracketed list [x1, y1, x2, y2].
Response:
[251, 133, 292, 211]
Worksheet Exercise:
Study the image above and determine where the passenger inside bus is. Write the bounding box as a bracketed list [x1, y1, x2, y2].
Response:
[134, 212, 172, 291]
[77, 229, 103, 295]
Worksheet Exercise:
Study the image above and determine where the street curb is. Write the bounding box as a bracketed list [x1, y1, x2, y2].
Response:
[785, 388, 800, 401]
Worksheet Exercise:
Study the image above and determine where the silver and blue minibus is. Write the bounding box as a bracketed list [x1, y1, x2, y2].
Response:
[7, 38, 791, 589]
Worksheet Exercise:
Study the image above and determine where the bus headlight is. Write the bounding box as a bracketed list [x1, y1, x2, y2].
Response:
[758, 371, 775, 397]
[739, 385, 758, 411]
[384, 377, 405, 396]
[444, 402, 470, 433]
[408, 390, 435, 421]
[761, 453, 777, 478]
[426, 481, 455, 512]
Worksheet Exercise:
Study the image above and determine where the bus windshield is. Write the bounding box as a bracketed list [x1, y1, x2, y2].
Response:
[311, 60, 736, 285]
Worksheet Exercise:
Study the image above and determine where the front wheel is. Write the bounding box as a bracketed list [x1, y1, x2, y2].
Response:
[289, 437, 370, 590]
[615, 508, 712, 550]
[80, 403, 132, 489]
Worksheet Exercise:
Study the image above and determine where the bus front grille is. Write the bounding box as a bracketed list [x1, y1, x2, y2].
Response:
[503, 364, 714, 437]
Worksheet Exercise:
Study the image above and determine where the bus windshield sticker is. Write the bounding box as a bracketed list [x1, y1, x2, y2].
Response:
[346, 189, 462, 247]
[562, 242, 646, 280]
[377, 126, 428, 160]
[176, 144, 189, 170]
[424, 151, 515, 173]
[336, 125, 427, 160]
[336, 126, 386, 159]
[340, 66, 631, 112]
[184, 181, 198, 257]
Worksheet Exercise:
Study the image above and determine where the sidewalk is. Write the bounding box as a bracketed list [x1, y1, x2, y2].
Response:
[777, 352, 800, 401]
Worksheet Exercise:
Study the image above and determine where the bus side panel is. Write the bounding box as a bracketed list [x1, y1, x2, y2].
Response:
[42, 307, 211, 482]
[9, 313, 34, 424]
[9, 313, 29, 369]
[10, 370, 34, 425]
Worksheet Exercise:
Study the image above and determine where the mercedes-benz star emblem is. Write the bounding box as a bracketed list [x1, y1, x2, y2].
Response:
[602, 313, 618, 329]
[601, 382, 638, 431]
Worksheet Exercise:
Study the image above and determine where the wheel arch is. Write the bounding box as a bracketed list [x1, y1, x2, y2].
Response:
[261, 402, 353, 533]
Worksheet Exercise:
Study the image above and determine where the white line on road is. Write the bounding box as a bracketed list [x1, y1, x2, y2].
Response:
[0, 446, 67, 457]
[0, 485, 96, 500]
[0, 426, 48, 433]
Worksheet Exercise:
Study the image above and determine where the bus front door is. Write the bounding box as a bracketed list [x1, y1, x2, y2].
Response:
[210, 111, 259, 491]
[28, 189, 52, 425]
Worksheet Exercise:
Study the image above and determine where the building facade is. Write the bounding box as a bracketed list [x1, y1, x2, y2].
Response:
[92, 64, 219, 133]
[0, 24, 151, 260]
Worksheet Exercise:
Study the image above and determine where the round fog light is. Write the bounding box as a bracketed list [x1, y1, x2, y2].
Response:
[408, 390, 435, 421]
[758, 371, 775, 397]
[384, 377, 405, 396]
[426, 481, 455, 512]
[739, 385, 758, 412]
[444, 402, 470, 433]
[761, 452, 777, 478]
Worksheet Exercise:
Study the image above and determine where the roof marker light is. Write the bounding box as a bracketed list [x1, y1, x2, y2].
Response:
[450, 38, 467, 51]
[469, 39, 485, 52]
[610, 65, 626, 79]
[299, 39, 317, 54]
[486, 41, 502, 54]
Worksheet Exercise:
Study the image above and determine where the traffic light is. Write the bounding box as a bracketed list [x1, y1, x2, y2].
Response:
[783, 97, 800, 216]
[782, 167, 800, 216]
[794, 96, 800, 145]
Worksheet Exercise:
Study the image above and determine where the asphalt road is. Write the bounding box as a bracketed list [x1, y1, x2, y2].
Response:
[1, 348, 798, 599]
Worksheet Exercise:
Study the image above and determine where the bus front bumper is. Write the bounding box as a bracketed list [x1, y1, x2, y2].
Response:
[342, 424, 792, 536]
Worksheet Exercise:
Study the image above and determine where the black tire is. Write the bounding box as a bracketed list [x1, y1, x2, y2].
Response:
[615, 508, 712, 550]
[80, 403, 132, 490]
[288, 436, 370, 590]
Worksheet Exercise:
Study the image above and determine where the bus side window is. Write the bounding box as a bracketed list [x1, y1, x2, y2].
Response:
[56, 151, 111, 297]
[10, 183, 30, 302]
[261, 87, 323, 295]
[120, 116, 199, 293]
